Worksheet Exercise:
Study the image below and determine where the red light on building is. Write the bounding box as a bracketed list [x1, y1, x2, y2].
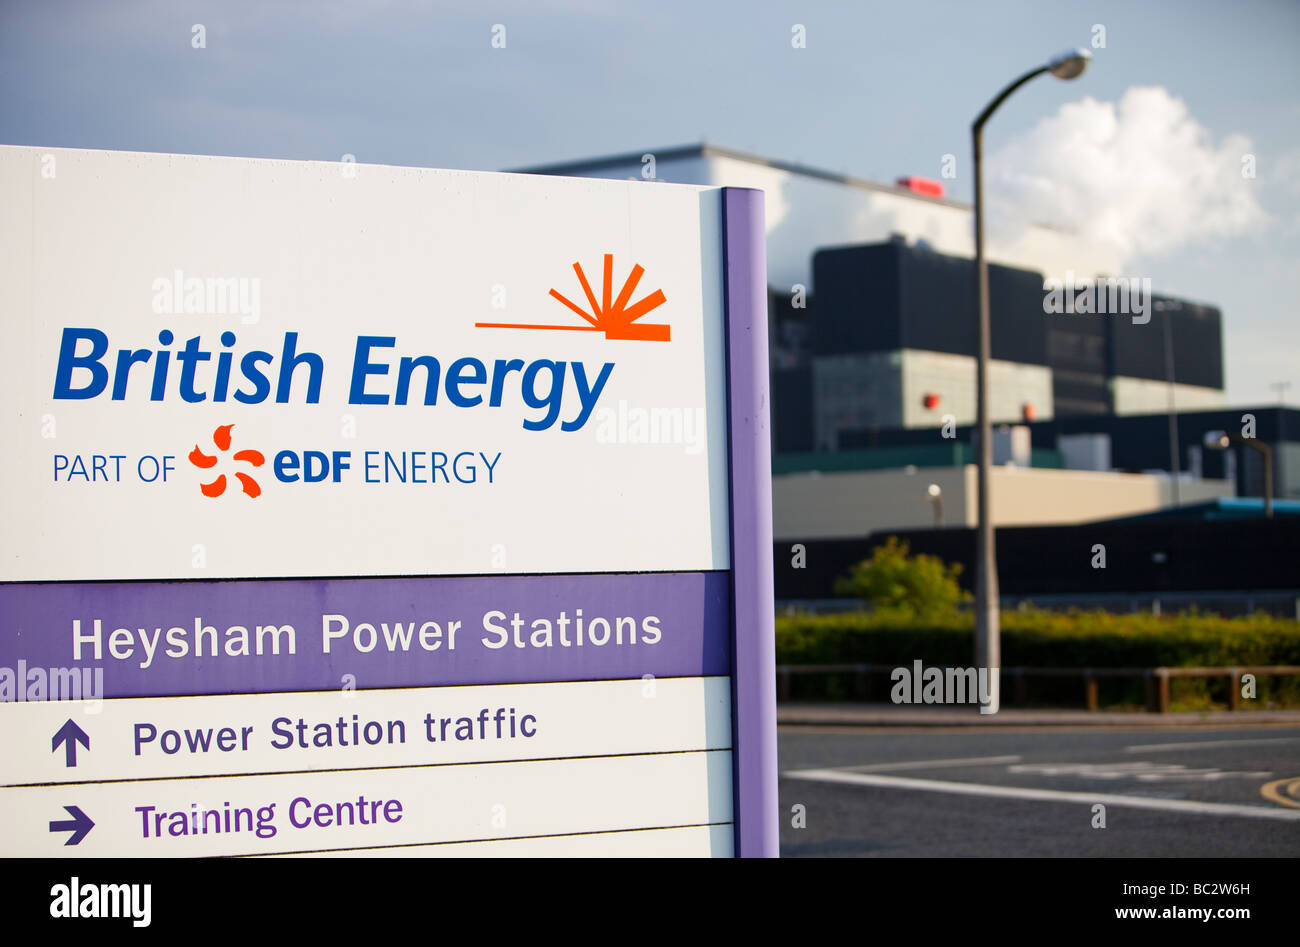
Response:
[896, 176, 945, 199]
[923, 392, 940, 410]
[1022, 402, 1037, 422]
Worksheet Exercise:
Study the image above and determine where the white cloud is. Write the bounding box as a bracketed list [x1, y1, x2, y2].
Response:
[986, 86, 1266, 269]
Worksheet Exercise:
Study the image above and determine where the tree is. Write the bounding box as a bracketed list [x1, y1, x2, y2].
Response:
[833, 536, 967, 615]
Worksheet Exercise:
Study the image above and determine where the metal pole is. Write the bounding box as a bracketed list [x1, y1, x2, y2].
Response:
[972, 120, 1000, 713]
[971, 63, 1056, 716]
[1254, 441, 1274, 519]
[1226, 435, 1274, 519]
[1162, 304, 1181, 507]
[1265, 444, 1274, 519]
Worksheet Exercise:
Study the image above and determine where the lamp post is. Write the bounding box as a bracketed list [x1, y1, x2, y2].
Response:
[927, 482, 943, 528]
[972, 48, 1090, 714]
[1204, 430, 1273, 518]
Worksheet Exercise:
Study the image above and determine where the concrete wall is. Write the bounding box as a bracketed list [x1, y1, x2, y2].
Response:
[1111, 377, 1226, 415]
[772, 465, 1234, 540]
[773, 467, 969, 540]
[808, 349, 1055, 448]
[983, 466, 1230, 530]
[898, 349, 1053, 428]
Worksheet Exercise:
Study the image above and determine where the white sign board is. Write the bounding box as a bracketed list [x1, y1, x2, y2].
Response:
[0, 145, 778, 857]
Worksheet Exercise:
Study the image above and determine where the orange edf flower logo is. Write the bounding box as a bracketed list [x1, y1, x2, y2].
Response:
[476, 253, 669, 341]
[188, 424, 265, 498]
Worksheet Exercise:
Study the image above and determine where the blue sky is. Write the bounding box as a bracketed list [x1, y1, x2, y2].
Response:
[3, 0, 1297, 405]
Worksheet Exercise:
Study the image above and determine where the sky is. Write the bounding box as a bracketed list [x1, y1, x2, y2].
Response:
[2, 0, 1297, 406]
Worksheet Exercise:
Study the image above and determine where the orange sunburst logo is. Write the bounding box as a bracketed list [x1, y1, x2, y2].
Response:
[475, 254, 669, 341]
[188, 424, 265, 498]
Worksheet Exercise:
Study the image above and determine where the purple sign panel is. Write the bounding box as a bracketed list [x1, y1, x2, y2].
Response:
[0, 571, 731, 699]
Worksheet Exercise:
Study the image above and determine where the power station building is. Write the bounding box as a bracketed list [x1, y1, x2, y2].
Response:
[518, 145, 1295, 542]
[776, 241, 1224, 452]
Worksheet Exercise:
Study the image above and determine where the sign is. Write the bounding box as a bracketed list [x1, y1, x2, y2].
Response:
[0, 145, 777, 856]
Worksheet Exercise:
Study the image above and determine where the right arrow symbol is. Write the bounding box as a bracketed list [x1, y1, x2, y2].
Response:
[49, 805, 94, 846]
[52, 719, 90, 767]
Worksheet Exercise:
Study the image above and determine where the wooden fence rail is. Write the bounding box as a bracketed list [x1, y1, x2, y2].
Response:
[774, 664, 1300, 713]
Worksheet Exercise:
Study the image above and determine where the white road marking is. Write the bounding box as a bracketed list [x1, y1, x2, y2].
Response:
[845, 754, 1022, 773]
[1008, 761, 1272, 782]
[1124, 736, 1300, 753]
[785, 768, 1300, 822]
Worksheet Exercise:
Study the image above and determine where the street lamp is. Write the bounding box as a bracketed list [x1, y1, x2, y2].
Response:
[927, 482, 943, 527]
[972, 47, 1090, 714]
[1204, 430, 1273, 518]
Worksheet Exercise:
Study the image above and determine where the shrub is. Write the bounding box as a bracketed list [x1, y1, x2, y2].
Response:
[775, 607, 1300, 669]
[773, 608, 1300, 706]
[831, 536, 968, 615]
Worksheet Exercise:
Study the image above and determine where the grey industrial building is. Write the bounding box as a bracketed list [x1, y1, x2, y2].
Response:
[771, 240, 1226, 452]
[521, 145, 1293, 512]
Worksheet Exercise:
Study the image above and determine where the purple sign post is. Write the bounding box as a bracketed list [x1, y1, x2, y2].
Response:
[722, 188, 780, 858]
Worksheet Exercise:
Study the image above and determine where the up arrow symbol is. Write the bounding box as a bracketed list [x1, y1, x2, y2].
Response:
[52, 719, 90, 767]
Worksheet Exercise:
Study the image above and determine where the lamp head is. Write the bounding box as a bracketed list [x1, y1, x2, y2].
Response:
[1203, 430, 1230, 450]
[1047, 48, 1091, 80]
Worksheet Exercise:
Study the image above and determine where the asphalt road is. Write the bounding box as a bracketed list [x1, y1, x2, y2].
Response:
[778, 724, 1300, 857]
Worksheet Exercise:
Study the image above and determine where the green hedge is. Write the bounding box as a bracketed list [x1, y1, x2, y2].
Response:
[775, 608, 1300, 668]
[774, 608, 1300, 708]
